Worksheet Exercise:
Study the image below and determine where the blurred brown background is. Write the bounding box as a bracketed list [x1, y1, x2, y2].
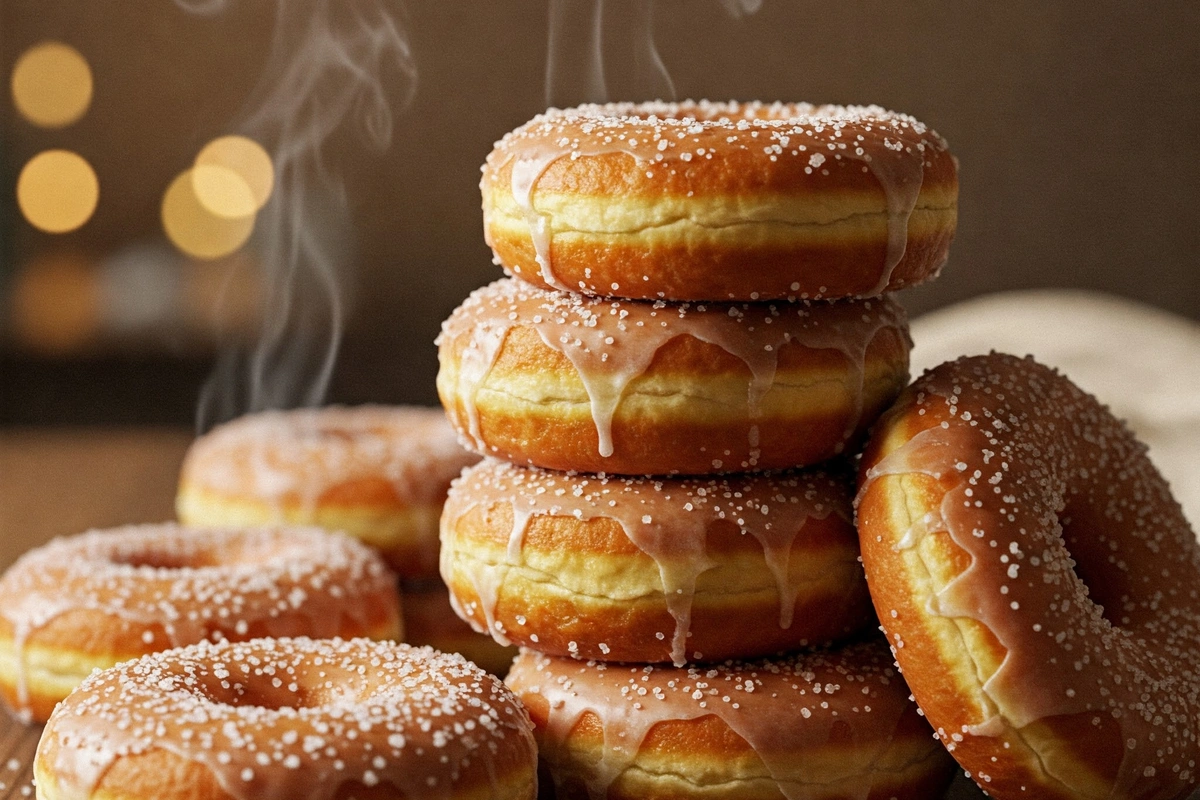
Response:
[2, 0, 1198, 426]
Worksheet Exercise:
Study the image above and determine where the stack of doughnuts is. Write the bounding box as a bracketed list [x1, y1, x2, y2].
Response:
[437, 100, 961, 798]
[176, 404, 519, 673]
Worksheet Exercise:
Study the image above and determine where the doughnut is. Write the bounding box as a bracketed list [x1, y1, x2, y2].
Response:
[437, 278, 910, 475]
[441, 458, 872, 666]
[35, 637, 538, 800]
[176, 405, 479, 578]
[402, 579, 518, 676]
[481, 100, 958, 302]
[0, 524, 400, 723]
[506, 641, 956, 799]
[855, 353, 1200, 798]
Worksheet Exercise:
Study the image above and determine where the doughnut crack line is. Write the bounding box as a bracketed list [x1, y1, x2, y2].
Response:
[856, 353, 1200, 799]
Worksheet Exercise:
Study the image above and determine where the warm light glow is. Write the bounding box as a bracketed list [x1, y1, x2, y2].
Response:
[11, 253, 100, 353]
[17, 150, 100, 233]
[11, 41, 93, 128]
[193, 135, 274, 218]
[162, 169, 255, 259]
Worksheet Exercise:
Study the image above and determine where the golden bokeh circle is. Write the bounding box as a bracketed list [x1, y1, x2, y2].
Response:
[162, 169, 255, 260]
[17, 150, 100, 233]
[11, 41, 94, 128]
[193, 135, 274, 217]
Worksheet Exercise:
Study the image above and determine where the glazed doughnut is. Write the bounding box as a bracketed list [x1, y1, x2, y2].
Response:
[0, 524, 400, 722]
[441, 459, 872, 666]
[437, 278, 910, 475]
[506, 641, 956, 799]
[482, 100, 958, 302]
[402, 579, 518, 676]
[177, 405, 479, 578]
[856, 354, 1200, 798]
[35, 637, 538, 800]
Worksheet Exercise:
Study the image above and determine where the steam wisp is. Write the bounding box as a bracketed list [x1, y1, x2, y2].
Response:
[185, 0, 416, 431]
[545, 0, 762, 108]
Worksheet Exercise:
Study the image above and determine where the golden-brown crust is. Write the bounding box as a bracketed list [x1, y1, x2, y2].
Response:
[441, 460, 871, 664]
[482, 101, 957, 301]
[176, 406, 479, 578]
[34, 639, 538, 800]
[0, 525, 401, 723]
[437, 279, 910, 475]
[506, 645, 956, 799]
[856, 354, 1200, 799]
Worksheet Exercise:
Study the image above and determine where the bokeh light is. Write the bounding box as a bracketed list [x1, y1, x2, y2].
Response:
[17, 150, 100, 233]
[11, 41, 93, 128]
[162, 169, 255, 259]
[192, 135, 274, 218]
[10, 253, 100, 353]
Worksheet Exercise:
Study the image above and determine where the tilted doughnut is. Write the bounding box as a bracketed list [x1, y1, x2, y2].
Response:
[441, 458, 872, 666]
[177, 406, 479, 579]
[506, 641, 956, 800]
[482, 100, 958, 302]
[0, 524, 400, 722]
[437, 278, 911, 475]
[856, 354, 1200, 798]
[35, 638, 538, 800]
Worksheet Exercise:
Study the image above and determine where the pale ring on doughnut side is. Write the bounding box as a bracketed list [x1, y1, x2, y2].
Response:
[437, 279, 911, 475]
[176, 406, 479, 578]
[482, 100, 958, 302]
[506, 642, 956, 799]
[856, 354, 1200, 798]
[441, 459, 873, 667]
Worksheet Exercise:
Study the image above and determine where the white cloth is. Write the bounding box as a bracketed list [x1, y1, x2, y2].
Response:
[910, 290, 1200, 528]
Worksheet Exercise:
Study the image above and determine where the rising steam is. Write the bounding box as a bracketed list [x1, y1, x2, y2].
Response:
[184, 0, 417, 431]
[545, 0, 762, 107]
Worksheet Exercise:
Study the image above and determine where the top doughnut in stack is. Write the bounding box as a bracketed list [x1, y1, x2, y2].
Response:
[436, 101, 959, 799]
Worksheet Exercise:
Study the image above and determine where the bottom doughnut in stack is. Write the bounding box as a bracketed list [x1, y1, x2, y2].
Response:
[507, 641, 956, 800]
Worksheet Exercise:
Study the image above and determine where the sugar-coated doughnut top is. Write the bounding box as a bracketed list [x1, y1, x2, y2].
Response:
[182, 405, 477, 506]
[0, 524, 396, 648]
[488, 100, 950, 170]
[39, 637, 537, 800]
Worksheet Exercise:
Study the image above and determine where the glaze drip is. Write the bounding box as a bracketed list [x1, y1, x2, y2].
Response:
[447, 459, 852, 666]
[488, 100, 945, 299]
[507, 642, 922, 800]
[438, 278, 908, 463]
[857, 354, 1200, 793]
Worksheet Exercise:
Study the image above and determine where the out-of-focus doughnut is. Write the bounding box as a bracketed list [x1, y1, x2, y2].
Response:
[440, 459, 871, 666]
[0, 524, 400, 722]
[482, 100, 957, 302]
[437, 279, 910, 475]
[856, 354, 1200, 798]
[35, 637, 538, 800]
[176, 405, 479, 578]
[402, 579, 518, 676]
[506, 641, 956, 800]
